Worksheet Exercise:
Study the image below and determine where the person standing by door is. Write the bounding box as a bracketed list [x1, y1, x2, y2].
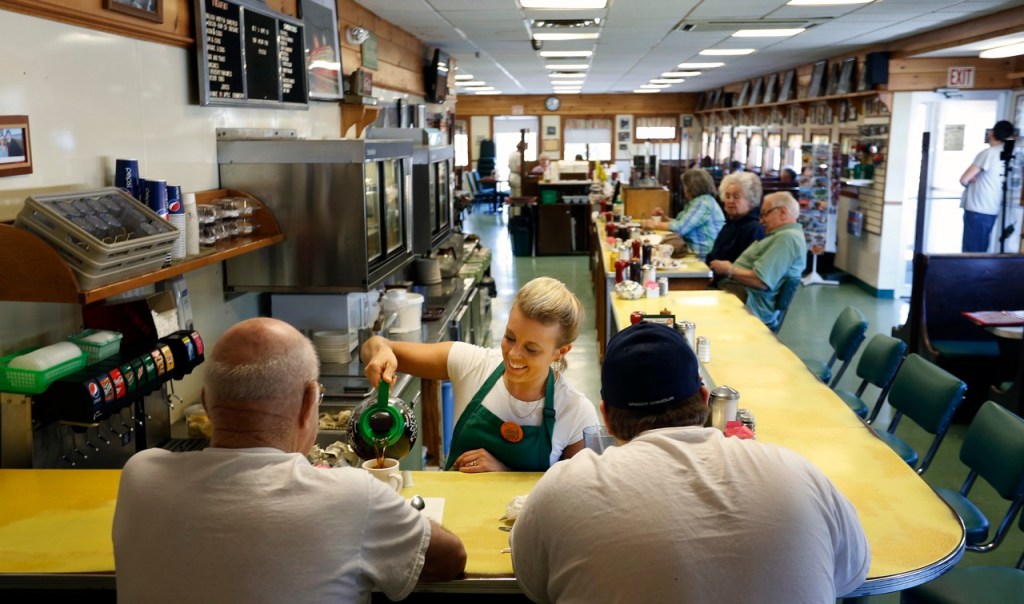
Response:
[959, 120, 1015, 252]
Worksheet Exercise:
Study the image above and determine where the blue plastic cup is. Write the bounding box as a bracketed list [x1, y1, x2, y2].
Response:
[143, 179, 168, 219]
[114, 159, 140, 199]
[166, 184, 184, 215]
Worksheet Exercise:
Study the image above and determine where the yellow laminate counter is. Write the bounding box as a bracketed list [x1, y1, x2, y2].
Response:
[610, 291, 965, 596]
[0, 468, 536, 590]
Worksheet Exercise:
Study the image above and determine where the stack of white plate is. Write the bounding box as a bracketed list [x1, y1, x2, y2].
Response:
[313, 330, 353, 364]
[414, 257, 442, 285]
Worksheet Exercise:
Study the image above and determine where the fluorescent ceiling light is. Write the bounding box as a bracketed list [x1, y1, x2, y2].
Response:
[699, 48, 756, 56]
[475, 91, 502, 95]
[533, 32, 600, 41]
[787, 0, 872, 5]
[733, 28, 805, 37]
[546, 64, 590, 70]
[454, 74, 475, 81]
[554, 88, 582, 92]
[650, 79, 682, 84]
[634, 89, 659, 93]
[553, 81, 585, 87]
[549, 73, 587, 78]
[455, 81, 487, 87]
[677, 62, 724, 69]
[980, 41, 1024, 59]
[521, 0, 607, 8]
[540, 50, 593, 58]
[641, 84, 670, 89]
[663, 71, 701, 78]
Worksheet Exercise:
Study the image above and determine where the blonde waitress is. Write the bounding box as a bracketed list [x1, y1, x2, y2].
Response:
[361, 277, 597, 472]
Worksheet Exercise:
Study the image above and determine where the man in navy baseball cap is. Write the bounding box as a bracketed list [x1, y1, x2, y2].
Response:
[510, 320, 870, 602]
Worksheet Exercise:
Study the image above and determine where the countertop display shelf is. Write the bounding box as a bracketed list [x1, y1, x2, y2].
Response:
[696, 90, 884, 115]
[0, 189, 283, 305]
[341, 103, 383, 138]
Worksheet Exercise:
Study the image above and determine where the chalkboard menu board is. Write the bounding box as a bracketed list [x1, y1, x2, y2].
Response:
[195, 0, 309, 109]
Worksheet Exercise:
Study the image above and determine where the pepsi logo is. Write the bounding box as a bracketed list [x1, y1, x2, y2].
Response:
[168, 201, 182, 212]
[88, 382, 100, 397]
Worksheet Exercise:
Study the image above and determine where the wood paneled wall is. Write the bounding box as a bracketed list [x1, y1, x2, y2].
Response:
[337, 0, 427, 96]
[456, 93, 697, 117]
[888, 57, 1019, 92]
[0, 0, 429, 96]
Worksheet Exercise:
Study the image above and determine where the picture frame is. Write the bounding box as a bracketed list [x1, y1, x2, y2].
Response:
[547, 126, 557, 136]
[808, 61, 827, 98]
[847, 100, 858, 121]
[778, 70, 796, 102]
[762, 73, 778, 104]
[618, 131, 631, 142]
[837, 58, 857, 95]
[104, 0, 163, 23]
[0, 115, 33, 178]
[300, 0, 343, 101]
[748, 78, 763, 107]
[838, 100, 848, 123]
[619, 117, 631, 130]
[737, 81, 751, 107]
[826, 62, 842, 96]
[856, 60, 871, 92]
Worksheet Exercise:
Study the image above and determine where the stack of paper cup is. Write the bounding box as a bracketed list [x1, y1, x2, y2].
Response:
[313, 330, 353, 364]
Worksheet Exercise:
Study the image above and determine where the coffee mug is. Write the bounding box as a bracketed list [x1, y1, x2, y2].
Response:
[362, 458, 403, 491]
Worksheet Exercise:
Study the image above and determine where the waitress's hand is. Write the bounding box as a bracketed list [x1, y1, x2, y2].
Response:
[651, 207, 665, 217]
[453, 448, 508, 473]
[361, 336, 398, 385]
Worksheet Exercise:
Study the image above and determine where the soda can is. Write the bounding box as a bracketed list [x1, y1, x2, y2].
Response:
[143, 179, 168, 220]
[114, 159, 140, 199]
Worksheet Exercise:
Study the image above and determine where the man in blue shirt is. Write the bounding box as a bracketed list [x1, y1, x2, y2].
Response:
[710, 192, 806, 324]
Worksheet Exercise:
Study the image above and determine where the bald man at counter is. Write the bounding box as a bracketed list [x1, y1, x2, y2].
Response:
[113, 318, 466, 604]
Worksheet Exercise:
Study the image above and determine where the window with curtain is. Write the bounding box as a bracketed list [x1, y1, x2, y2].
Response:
[786, 133, 803, 171]
[767, 133, 783, 172]
[454, 120, 469, 167]
[635, 116, 678, 141]
[563, 117, 612, 161]
[493, 116, 539, 181]
[748, 132, 764, 170]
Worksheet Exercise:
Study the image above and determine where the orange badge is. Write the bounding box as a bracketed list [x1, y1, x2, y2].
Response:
[500, 421, 524, 443]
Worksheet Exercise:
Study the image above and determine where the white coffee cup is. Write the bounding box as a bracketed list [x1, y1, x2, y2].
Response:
[362, 458, 403, 491]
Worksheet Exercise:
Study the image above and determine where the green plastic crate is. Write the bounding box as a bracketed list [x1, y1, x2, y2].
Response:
[68, 329, 123, 363]
[0, 347, 88, 395]
[540, 190, 559, 204]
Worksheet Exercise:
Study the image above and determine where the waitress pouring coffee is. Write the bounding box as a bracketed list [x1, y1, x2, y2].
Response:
[361, 277, 597, 472]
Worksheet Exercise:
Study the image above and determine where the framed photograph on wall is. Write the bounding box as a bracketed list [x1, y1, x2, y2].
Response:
[837, 58, 857, 95]
[300, 0, 343, 101]
[737, 81, 751, 107]
[826, 62, 842, 96]
[748, 78, 763, 107]
[778, 70, 796, 102]
[808, 61, 827, 98]
[104, 0, 163, 23]
[762, 73, 778, 104]
[856, 60, 871, 92]
[0, 116, 33, 177]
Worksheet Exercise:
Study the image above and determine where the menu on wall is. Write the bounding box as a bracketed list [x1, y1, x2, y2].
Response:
[195, 0, 308, 109]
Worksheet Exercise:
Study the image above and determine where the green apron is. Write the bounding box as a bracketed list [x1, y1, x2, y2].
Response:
[444, 363, 555, 471]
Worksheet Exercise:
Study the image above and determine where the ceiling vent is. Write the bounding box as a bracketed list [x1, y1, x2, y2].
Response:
[676, 18, 828, 32]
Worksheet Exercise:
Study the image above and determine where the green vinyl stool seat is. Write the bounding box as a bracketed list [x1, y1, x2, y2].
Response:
[901, 494, 1024, 603]
[802, 306, 868, 387]
[832, 334, 906, 420]
[933, 401, 1024, 552]
[871, 353, 966, 475]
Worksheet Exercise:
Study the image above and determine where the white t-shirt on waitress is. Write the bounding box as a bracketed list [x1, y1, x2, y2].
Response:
[447, 342, 598, 466]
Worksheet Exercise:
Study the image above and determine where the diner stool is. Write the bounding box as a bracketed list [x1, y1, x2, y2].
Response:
[802, 306, 868, 387]
[933, 401, 1024, 553]
[873, 354, 966, 475]
[832, 334, 907, 421]
[901, 430, 1024, 604]
[766, 275, 801, 334]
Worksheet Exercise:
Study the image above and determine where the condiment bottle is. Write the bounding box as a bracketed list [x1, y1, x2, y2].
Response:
[709, 386, 739, 431]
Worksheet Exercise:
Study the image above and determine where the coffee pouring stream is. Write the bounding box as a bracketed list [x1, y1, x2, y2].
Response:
[346, 380, 418, 463]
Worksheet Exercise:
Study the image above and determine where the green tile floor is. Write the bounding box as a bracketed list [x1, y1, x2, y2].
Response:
[462, 205, 1023, 602]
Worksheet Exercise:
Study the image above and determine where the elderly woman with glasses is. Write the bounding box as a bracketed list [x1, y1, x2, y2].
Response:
[705, 171, 767, 286]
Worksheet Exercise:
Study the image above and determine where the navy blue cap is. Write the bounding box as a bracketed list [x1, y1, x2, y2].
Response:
[601, 322, 702, 410]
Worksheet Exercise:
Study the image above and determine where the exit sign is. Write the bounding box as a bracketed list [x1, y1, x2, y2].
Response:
[947, 66, 976, 88]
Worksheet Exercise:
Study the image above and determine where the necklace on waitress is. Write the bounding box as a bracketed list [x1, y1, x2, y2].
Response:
[501, 396, 541, 443]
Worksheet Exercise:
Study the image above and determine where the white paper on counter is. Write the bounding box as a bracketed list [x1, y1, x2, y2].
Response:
[408, 497, 444, 524]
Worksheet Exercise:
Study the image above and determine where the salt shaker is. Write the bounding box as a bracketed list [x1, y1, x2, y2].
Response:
[696, 336, 711, 363]
[709, 385, 740, 431]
